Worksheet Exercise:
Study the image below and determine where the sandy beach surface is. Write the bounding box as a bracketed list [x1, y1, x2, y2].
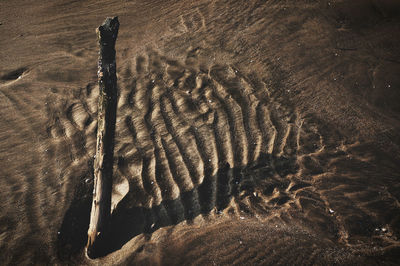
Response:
[0, 0, 400, 264]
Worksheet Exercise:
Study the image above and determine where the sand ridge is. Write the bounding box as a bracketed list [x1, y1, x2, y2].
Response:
[0, 0, 400, 264]
[54, 48, 400, 262]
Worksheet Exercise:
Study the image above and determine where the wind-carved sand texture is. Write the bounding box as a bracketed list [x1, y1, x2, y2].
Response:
[1, 0, 400, 265]
[48, 48, 400, 262]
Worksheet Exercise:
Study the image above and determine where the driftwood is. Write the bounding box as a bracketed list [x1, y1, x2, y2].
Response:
[87, 17, 119, 257]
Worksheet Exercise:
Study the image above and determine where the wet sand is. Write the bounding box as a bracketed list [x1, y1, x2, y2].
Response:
[0, 0, 400, 265]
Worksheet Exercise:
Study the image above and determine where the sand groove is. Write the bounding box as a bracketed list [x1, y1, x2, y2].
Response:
[1, 1, 399, 264]
[50, 49, 318, 257]
[49, 48, 400, 260]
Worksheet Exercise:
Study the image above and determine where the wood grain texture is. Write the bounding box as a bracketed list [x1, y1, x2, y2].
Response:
[87, 17, 119, 258]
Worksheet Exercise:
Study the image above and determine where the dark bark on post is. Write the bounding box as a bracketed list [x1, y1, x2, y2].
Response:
[87, 16, 119, 257]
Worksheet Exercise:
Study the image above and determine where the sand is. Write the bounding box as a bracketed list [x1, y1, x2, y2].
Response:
[0, 0, 399, 265]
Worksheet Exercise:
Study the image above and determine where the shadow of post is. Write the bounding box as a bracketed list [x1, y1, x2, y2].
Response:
[57, 153, 298, 259]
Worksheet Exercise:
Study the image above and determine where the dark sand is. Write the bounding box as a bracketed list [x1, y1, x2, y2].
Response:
[1, 0, 400, 265]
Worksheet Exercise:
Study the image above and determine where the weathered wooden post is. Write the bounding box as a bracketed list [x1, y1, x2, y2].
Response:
[87, 16, 119, 257]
